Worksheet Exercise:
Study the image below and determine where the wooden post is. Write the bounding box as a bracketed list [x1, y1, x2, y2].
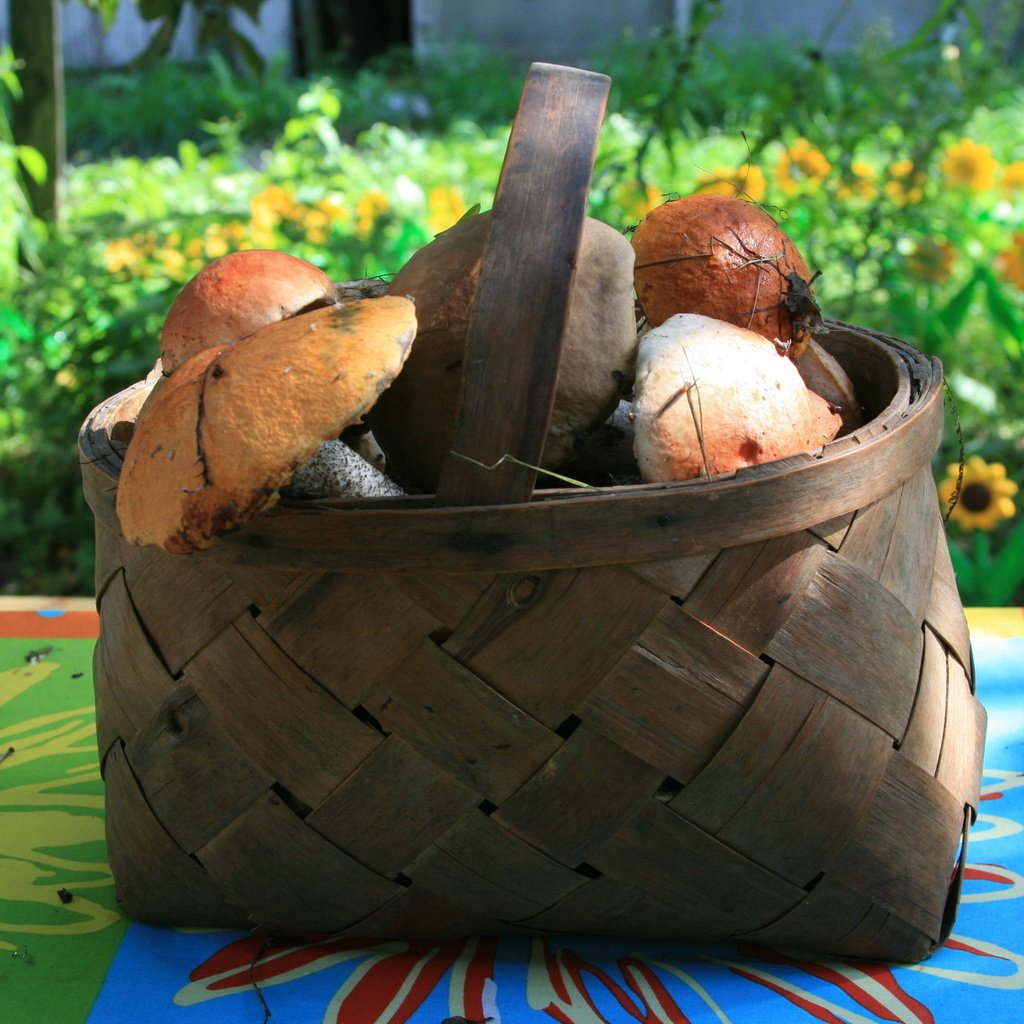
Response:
[9, 0, 65, 223]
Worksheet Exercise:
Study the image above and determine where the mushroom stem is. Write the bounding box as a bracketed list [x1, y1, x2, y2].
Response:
[283, 439, 405, 500]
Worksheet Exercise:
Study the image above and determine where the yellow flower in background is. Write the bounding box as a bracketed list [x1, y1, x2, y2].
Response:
[303, 208, 330, 245]
[940, 138, 998, 190]
[251, 184, 301, 223]
[774, 138, 831, 194]
[103, 237, 144, 274]
[885, 159, 925, 206]
[996, 232, 1024, 290]
[426, 184, 467, 234]
[356, 189, 390, 238]
[315, 193, 350, 225]
[159, 245, 187, 279]
[610, 181, 664, 224]
[907, 237, 956, 283]
[836, 159, 877, 200]
[203, 224, 230, 259]
[694, 165, 766, 202]
[1001, 160, 1024, 192]
[939, 456, 1018, 531]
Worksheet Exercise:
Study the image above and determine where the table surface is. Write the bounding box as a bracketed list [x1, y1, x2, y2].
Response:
[2, 602, 1022, 1024]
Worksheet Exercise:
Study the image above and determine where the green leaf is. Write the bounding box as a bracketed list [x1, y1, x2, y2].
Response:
[983, 518, 1024, 606]
[980, 267, 1024, 356]
[937, 269, 980, 337]
[16, 145, 47, 185]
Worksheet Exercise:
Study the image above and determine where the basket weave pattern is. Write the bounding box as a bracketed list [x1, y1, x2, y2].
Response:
[85, 340, 983, 961]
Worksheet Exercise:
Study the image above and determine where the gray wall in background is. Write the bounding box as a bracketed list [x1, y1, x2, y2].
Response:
[1, 1, 1019, 70]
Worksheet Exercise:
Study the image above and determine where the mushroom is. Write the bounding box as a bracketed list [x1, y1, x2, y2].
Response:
[367, 210, 638, 492]
[116, 296, 417, 552]
[632, 313, 842, 483]
[631, 194, 823, 357]
[160, 249, 339, 374]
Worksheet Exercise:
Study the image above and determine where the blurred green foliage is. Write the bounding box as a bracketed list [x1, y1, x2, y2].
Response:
[2, 7, 1023, 598]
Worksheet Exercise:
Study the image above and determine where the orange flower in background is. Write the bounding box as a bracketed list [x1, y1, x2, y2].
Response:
[1002, 160, 1024, 192]
[774, 138, 831, 194]
[996, 232, 1024, 290]
[355, 189, 390, 237]
[907, 237, 956, 283]
[694, 164, 767, 202]
[426, 184, 467, 234]
[938, 455, 1018, 531]
[940, 138, 998, 190]
[885, 158, 926, 206]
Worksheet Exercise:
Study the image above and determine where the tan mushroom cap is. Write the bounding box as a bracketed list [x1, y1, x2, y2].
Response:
[117, 295, 417, 552]
[160, 249, 339, 374]
[632, 313, 842, 482]
[370, 210, 637, 492]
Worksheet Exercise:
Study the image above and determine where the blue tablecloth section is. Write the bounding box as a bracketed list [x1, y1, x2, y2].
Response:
[84, 635, 1024, 1024]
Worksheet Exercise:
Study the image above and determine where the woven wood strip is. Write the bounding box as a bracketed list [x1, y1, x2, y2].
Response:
[305, 735, 478, 878]
[256, 571, 447, 706]
[92, 570, 179, 765]
[126, 681, 273, 854]
[195, 789, 406, 935]
[765, 555, 924, 738]
[103, 743, 251, 929]
[493, 723, 663, 866]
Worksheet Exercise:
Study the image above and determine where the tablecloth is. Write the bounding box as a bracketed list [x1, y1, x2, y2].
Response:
[2, 602, 1022, 1024]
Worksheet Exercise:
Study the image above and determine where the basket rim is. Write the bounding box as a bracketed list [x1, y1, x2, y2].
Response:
[80, 321, 945, 573]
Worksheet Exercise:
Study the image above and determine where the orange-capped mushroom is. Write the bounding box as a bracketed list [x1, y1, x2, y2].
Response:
[160, 249, 339, 374]
[632, 194, 823, 356]
[117, 295, 416, 552]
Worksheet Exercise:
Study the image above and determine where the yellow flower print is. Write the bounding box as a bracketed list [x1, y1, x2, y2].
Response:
[939, 455, 1018, 531]
[694, 165, 767, 203]
[426, 185, 467, 235]
[356, 189, 390, 238]
[996, 232, 1024, 290]
[940, 138, 998, 190]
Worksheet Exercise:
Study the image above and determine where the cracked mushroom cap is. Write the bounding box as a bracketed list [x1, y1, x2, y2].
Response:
[160, 249, 339, 374]
[117, 295, 417, 553]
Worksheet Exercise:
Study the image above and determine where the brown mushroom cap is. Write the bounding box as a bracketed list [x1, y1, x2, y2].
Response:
[632, 313, 842, 482]
[632, 194, 819, 355]
[369, 210, 637, 492]
[117, 295, 417, 552]
[160, 249, 339, 374]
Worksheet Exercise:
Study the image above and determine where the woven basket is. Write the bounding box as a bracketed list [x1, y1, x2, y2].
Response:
[79, 65, 984, 963]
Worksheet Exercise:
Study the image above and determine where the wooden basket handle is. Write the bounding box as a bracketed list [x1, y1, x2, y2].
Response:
[434, 62, 610, 507]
